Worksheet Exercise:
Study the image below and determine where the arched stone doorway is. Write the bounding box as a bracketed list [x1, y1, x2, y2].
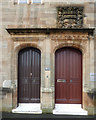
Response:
[53, 47, 88, 115]
[12, 46, 42, 113]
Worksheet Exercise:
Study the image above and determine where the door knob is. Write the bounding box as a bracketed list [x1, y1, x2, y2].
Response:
[63, 80, 66, 82]
[30, 73, 32, 76]
[70, 80, 72, 83]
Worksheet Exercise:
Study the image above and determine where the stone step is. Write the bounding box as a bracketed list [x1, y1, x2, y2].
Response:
[53, 104, 88, 115]
[12, 103, 42, 114]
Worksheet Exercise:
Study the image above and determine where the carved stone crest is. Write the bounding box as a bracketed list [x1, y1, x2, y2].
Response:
[57, 7, 84, 28]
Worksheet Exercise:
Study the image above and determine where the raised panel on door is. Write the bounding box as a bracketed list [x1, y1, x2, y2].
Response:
[69, 83, 81, 103]
[69, 48, 82, 103]
[18, 47, 41, 103]
[29, 49, 41, 103]
[18, 50, 31, 103]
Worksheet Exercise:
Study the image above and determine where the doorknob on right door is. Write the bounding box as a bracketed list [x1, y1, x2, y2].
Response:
[70, 80, 72, 83]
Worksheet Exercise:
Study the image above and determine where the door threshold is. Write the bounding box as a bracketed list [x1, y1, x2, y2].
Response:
[12, 103, 42, 114]
[53, 104, 88, 115]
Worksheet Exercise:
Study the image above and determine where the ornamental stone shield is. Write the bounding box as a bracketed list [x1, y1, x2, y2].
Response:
[57, 7, 84, 28]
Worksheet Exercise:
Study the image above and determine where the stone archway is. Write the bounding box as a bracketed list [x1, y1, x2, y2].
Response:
[12, 43, 42, 110]
[51, 32, 90, 115]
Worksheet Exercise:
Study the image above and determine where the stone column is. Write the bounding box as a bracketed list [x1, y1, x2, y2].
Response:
[88, 35, 95, 115]
[83, 35, 95, 115]
[41, 36, 54, 113]
[94, 34, 96, 115]
[89, 35, 94, 89]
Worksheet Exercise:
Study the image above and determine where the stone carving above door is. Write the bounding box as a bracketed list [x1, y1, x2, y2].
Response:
[57, 7, 84, 28]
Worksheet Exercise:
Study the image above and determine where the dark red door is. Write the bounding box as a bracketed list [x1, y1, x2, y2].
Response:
[55, 47, 82, 104]
[18, 47, 41, 103]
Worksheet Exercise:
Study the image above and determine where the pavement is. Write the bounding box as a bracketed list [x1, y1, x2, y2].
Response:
[1, 112, 96, 120]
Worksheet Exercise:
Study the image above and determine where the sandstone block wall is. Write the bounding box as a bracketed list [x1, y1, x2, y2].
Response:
[0, 0, 96, 115]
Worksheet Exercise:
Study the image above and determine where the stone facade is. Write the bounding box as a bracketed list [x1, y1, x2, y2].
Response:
[0, 0, 96, 115]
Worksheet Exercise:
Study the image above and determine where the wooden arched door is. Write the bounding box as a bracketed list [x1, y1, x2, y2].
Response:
[55, 47, 82, 104]
[18, 47, 41, 103]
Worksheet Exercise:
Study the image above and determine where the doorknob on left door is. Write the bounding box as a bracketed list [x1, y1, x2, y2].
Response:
[30, 73, 32, 76]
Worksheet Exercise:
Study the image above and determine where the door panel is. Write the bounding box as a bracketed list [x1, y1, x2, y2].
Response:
[56, 83, 67, 103]
[69, 49, 82, 103]
[69, 83, 81, 103]
[18, 47, 41, 103]
[55, 49, 67, 103]
[55, 47, 82, 104]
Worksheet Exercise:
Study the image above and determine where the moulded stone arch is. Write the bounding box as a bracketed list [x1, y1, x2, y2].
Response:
[51, 41, 89, 109]
[13, 42, 42, 82]
[53, 42, 85, 55]
[14, 43, 42, 55]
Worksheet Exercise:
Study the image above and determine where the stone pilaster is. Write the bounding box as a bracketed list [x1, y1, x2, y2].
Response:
[41, 36, 54, 113]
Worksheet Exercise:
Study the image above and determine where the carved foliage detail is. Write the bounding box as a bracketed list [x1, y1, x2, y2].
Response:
[57, 7, 84, 28]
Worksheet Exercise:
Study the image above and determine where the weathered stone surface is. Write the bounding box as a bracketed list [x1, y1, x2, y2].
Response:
[57, 7, 84, 28]
[0, 0, 96, 115]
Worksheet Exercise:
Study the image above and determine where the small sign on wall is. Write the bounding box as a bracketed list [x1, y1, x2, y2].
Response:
[3, 80, 11, 88]
[18, 0, 27, 3]
[45, 68, 50, 88]
[45, 67, 50, 71]
[32, 0, 41, 3]
[90, 73, 96, 81]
